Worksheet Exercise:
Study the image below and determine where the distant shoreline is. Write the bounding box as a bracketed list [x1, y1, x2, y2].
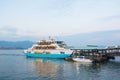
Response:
[0, 47, 25, 50]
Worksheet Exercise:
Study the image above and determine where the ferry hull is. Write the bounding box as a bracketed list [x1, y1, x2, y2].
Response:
[25, 53, 71, 59]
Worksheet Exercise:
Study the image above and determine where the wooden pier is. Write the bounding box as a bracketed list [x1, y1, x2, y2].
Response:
[66, 47, 120, 62]
[72, 48, 120, 56]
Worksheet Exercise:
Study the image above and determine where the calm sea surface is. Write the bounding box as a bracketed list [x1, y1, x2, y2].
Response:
[0, 50, 120, 80]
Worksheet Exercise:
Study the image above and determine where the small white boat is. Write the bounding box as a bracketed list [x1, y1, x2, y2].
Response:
[72, 56, 92, 63]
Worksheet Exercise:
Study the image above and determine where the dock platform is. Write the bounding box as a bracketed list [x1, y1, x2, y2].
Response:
[66, 46, 120, 62]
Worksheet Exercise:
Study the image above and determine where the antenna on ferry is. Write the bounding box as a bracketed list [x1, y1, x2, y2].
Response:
[48, 36, 51, 40]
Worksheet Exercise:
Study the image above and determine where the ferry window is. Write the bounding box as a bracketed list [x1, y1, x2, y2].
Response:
[60, 52, 65, 54]
[56, 41, 68, 48]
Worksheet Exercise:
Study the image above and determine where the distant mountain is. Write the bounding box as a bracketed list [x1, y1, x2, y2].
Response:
[0, 41, 34, 49]
[0, 30, 120, 49]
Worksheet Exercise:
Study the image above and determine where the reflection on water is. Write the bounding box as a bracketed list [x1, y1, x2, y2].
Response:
[26, 58, 64, 79]
[74, 62, 93, 67]
[25, 57, 120, 80]
[33, 59, 58, 77]
[0, 50, 120, 80]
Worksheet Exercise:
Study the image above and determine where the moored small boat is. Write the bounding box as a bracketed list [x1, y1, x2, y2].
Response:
[72, 56, 92, 62]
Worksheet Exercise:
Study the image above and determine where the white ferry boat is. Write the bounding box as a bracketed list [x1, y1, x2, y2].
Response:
[24, 39, 73, 58]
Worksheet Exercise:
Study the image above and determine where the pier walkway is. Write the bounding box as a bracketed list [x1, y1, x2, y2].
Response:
[67, 46, 120, 62]
[65, 46, 120, 62]
[72, 47, 120, 56]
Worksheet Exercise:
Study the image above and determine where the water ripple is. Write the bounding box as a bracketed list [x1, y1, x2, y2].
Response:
[0, 53, 24, 56]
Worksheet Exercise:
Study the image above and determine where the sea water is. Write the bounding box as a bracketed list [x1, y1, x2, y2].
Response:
[0, 50, 120, 80]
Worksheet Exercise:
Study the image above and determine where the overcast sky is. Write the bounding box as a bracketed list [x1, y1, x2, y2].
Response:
[0, 0, 120, 41]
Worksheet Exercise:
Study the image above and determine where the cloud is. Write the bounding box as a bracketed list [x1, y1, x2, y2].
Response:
[100, 15, 120, 22]
[0, 26, 17, 35]
[0, 0, 120, 41]
[0, 26, 21, 40]
[0, 26, 45, 41]
[112, 32, 120, 39]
